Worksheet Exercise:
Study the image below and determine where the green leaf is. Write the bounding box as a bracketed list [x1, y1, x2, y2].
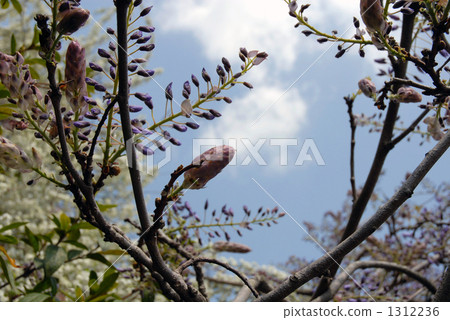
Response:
[10, 0, 21, 13]
[59, 213, 71, 232]
[0, 221, 27, 233]
[67, 249, 83, 261]
[89, 272, 119, 300]
[0, 255, 17, 291]
[43, 245, 67, 277]
[0, 234, 18, 244]
[24, 227, 39, 253]
[71, 221, 96, 231]
[0, 89, 10, 99]
[96, 203, 118, 212]
[19, 292, 51, 302]
[10, 33, 16, 54]
[1, 0, 10, 10]
[87, 253, 113, 268]
[50, 214, 61, 228]
[63, 240, 88, 250]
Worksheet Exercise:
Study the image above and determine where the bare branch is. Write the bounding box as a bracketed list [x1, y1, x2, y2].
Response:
[258, 131, 450, 301]
[313, 260, 437, 302]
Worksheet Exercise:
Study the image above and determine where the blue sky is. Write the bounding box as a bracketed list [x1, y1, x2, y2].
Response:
[81, 0, 449, 265]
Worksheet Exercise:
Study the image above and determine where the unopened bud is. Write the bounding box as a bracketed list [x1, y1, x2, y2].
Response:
[182, 145, 235, 190]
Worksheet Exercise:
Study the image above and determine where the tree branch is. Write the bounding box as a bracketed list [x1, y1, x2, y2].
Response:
[177, 257, 259, 299]
[433, 266, 450, 301]
[313, 260, 437, 302]
[257, 130, 450, 301]
[312, 12, 417, 299]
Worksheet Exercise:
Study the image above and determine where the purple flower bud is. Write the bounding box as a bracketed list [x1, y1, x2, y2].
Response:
[131, 58, 147, 64]
[84, 112, 98, 120]
[136, 143, 154, 155]
[243, 82, 253, 89]
[139, 44, 155, 52]
[73, 121, 91, 128]
[144, 98, 154, 109]
[110, 66, 116, 79]
[209, 109, 222, 117]
[223, 97, 232, 104]
[107, 58, 117, 67]
[65, 41, 88, 113]
[135, 92, 151, 101]
[0, 136, 33, 172]
[165, 82, 173, 100]
[216, 65, 226, 78]
[128, 64, 138, 72]
[129, 105, 143, 113]
[140, 6, 153, 17]
[133, 126, 144, 134]
[169, 137, 181, 146]
[108, 41, 116, 51]
[213, 241, 250, 253]
[94, 84, 106, 92]
[202, 112, 215, 120]
[201, 68, 211, 82]
[358, 78, 377, 98]
[130, 31, 143, 40]
[137, 36, 152, 44]
[137, 69, 155, 77]
[239, 47, 248, 57]
[233, 72, 242, 79]
[182, 90, 190, 99]
[56, 7, 90, 35]
[172, 123, 187, 132]
[396, 87, 422, 103]
[183, 81, 191, 94]
[138, 26, 155, 33]
[77, 132, 89, 141]
[186, 122, 200, 129]
[222, 57, 231, 72]
[83, 96, 97, 106]
[154, 139, 166, 151]
[107, 27, 115, 35]
[98, 48, 111, 59]
[85, 77, 98, 86]
[191, 74, 200, 87]
[360, 0, 388, 34]
[182, 145, 235, 189]
[34, 132, 43, 139]
[134, 0, 143, 6]
[89, 62, 103, 72]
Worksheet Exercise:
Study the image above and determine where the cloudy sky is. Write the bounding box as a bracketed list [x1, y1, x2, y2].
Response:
[81, 0, 449, 265]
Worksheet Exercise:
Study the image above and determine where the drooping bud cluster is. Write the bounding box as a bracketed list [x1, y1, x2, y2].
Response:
[358, 78, 377, 98]
[360, 0, 388, 35]
[182, 145, 235, 190]
[0, 136, 33, 172]
[394, 87, 422, 103]
[423, 116, 444, 141]
[0, 52, 43, 112]
[65, 40, 88, 114]
[56, 1, 90, 35]
[212, 241, 251, 253]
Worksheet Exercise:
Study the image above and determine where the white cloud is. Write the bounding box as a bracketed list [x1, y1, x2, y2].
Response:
[198, 84, 307, 167]
[154, 0, 361, 71]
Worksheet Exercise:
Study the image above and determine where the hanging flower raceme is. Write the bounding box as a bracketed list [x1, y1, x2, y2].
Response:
[0, 136, 33, 172]
[56, 1, 90, 35]
[360, 0, 388, 34]
[65, 40, 88, 114]
[182, 145, 235, 190]
[0, 52, 42, 113]
[358, 78, 377, 98]
[393, 87, 422, 103]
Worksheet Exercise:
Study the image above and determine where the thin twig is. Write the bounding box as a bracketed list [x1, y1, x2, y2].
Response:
[390, 108, 430, 147]
[257, 130, 450, 301]
[177, 257, 259, 299]
[345, 95, 357, 204]
[313, 260, 437, 302]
